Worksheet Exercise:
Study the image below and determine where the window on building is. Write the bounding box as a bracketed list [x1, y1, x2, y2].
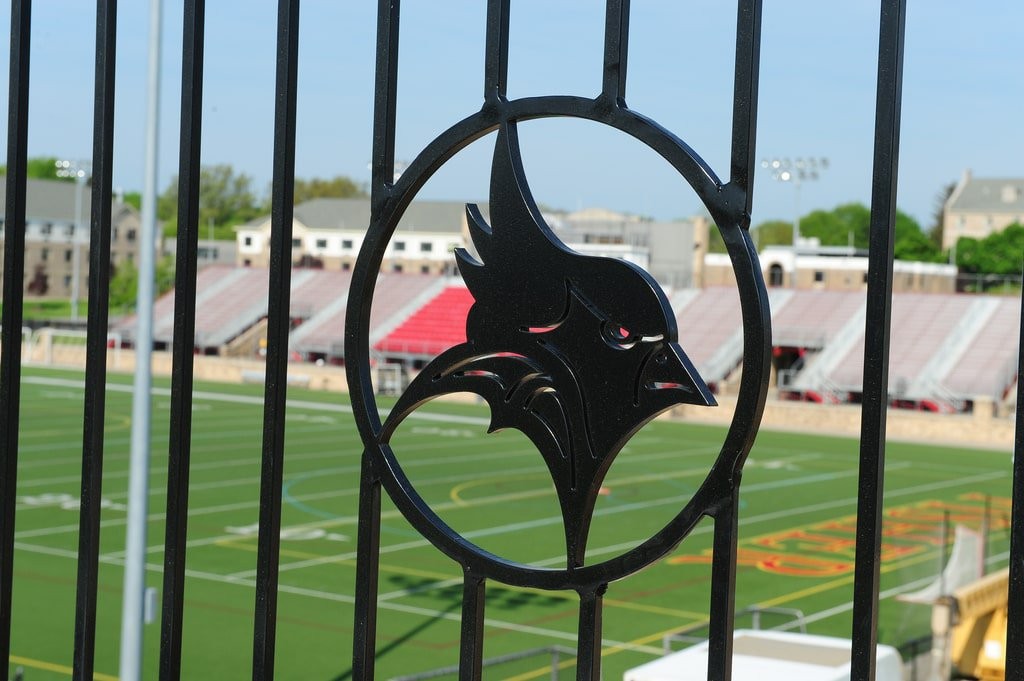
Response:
[768, 264, 784, 287]
[316, 238, 328, 249]
[342, 262, 351, 271]
[40, 223, 52, 236]
[65, 249, 73, 263]
[420, 242, 433, 253]
[342, 239, 353, 249]
[421, 265, 430, 274]
[244, 236, 253, 247]
[814, 271, 825, 283]
[394, 241, 406, 252]
[63, 275, 72, 289]
[291, 238, 302, 248]
[112, 227, 118, 241]
[127, 229, 136, 242]
[41, 248, 48, 261]
[393, 263, 403, 273]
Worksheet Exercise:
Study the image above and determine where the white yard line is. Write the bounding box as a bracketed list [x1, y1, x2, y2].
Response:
[228, 460, 913, 581]
[12, 540, 662, 656]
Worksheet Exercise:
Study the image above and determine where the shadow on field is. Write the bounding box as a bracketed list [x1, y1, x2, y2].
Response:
[330, 599, 461, 681]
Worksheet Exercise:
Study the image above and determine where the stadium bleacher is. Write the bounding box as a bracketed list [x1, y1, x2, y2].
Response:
[941, 296, 1020, 402]
[374, 285, 473, 357]
[119, 266, 1020, 412]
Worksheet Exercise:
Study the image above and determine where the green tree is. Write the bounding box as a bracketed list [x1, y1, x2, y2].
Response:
[108, 255, 177, 312]
[156, 255, 176, 294]
[751, 220, 794, 249]
[108, 260, 139, 311]
[928, 181, 955, 248]
[799, 203, 871, 248]
[292, 175, 367, 204]
[894, 227, 943, 262]
[159, 164, 260, 239]
[956, 224, 1024, 276]
[0, 156, 75, 181]
[795, 202, 941, 262]
[121, 191, 142, 210]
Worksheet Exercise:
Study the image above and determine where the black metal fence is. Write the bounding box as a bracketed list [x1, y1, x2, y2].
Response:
[0, 2, 1022, 681]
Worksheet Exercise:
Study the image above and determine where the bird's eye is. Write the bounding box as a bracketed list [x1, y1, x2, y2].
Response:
[603, 323, 636, 348]
[610, 326, 630, 341]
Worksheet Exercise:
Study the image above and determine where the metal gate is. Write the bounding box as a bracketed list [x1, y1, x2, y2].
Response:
[0, 1, 1022, 680]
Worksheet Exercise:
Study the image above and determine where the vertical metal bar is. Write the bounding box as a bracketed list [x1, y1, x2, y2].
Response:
[1005, 291, 1024, 680]
[0, 3, 31, 678]
[458, 570, 486, 681]
[729, 0, 762, 214]
[251, 1, 301, 678]
[119, 1, 162, 677]
[351, 458, 382, 681]
[575, 585, 606, 681]
[483, 0, 510, 102]
[71, 2, 118, 678]
[353, 4, 400, 675]
[849, 1, 906, 679]
[601, 0, 629, 104]
[707, 496, 739, 681]
[371, 0, 399, 191]
[159, 0, 206, 678]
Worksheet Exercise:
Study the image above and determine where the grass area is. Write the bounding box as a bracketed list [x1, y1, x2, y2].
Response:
[7, 366, 1014, 680]
[0, 299, 90, 321]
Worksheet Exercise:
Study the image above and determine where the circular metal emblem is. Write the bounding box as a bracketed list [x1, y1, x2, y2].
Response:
[346, 99, 770, 591]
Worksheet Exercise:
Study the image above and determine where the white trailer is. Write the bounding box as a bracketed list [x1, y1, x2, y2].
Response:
[624, 630, 902, 681]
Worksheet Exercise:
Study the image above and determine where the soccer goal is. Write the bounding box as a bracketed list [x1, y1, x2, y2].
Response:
[24, 327, 122, 369]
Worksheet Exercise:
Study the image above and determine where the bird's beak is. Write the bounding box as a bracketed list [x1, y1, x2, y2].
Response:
[640, 342, 717, 407]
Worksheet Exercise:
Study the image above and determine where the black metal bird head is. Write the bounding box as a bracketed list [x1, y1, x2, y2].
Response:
[382, 121, 715, 568]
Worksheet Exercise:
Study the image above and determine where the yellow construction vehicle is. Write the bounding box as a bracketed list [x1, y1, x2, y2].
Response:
[932, 568, 1008, 680]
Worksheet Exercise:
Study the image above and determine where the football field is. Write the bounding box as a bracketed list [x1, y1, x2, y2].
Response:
[7, 366, 1014, 680]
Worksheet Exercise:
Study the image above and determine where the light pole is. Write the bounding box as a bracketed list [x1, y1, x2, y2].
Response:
[55, 159, 91, 321]
[761, 157, 829, 250]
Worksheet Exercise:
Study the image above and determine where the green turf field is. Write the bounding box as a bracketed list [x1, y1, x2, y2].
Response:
[6, 366, 1014, 680]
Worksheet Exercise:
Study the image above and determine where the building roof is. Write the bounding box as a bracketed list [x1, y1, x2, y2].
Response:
[243, 197, 486, 234]
[947, 173, 1024, 214]
[0, 178, 93, 222]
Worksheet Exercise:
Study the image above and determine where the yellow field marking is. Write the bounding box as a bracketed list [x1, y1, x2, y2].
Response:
[9, 654, 118, 680]
[449, 473, 551, 506]
[500, 545, 950, 680]
[502, 621, 698, 681]
[502, 656, 577, 681]
[755, 548, 939, 609]
[602, 597, 705, 620]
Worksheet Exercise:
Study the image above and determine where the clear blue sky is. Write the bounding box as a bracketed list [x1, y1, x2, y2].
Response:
[5, 1, 1022, 230]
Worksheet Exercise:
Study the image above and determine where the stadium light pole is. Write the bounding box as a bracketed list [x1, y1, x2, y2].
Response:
[55, 159, 91, 320]
[761, 157, 829, 248]
[119, 0, 161, 678]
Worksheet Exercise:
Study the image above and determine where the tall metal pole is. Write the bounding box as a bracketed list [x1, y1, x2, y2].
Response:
[119, 0, 161, 678]
[71, 172, 84, 319]
[56, 160, 91, 319]
[761, 157, 828, 287]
